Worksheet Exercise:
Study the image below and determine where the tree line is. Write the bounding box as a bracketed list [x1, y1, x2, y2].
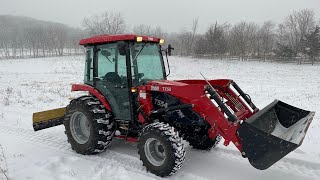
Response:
[169, 9, 320, 64]
[0, 15, 84, 59]
[80, 10, 320, 64]
[1, 10, 319, 63]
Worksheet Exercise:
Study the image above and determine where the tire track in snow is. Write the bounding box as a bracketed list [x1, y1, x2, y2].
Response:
[1, 125, 319, 179]
[215, 147, 320, 178]
[0, 125, 161, 180]
[0, 126, 201, 180]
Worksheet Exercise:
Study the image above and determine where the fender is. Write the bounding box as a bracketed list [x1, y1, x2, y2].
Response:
[71, 84, 112, 112]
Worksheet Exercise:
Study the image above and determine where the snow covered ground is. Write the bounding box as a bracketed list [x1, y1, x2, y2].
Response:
[0, 56, 319, 180]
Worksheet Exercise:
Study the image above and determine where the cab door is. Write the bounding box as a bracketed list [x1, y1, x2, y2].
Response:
[94, 43, 131, 120]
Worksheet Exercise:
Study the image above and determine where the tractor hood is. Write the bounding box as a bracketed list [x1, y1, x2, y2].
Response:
[146, 79, 218, 99]
[147, 79, 233, 91]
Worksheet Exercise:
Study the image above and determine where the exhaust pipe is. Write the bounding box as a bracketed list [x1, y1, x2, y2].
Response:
[237, 100, 314, 170]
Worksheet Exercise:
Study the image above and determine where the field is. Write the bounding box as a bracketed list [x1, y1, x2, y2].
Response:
[0, 56, 319, 180]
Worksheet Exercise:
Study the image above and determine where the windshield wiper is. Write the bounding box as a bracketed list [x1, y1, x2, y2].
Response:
[132, 42, 147, 63]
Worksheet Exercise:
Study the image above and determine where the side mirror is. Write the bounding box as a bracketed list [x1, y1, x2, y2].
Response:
[117, 41, 129, 56]
[167, 44, 174, 56]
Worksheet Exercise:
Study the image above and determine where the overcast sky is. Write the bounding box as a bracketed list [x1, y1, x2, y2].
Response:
[0, 0, 319, 33]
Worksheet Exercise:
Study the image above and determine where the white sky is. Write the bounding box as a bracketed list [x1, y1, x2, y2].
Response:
[0, 0, 319, 33]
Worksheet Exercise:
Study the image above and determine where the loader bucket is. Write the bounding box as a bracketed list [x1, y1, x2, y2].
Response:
[237, 100, 314, 170]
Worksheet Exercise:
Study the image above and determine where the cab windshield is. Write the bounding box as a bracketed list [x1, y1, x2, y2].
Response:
[131, 42, 165, 84]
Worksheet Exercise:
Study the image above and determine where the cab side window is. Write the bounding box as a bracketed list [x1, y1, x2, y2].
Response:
[84, 47, 93, 84]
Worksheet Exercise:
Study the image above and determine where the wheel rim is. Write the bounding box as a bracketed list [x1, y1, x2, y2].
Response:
[70, 112, 90, 144]
[144, 138, 166, 166]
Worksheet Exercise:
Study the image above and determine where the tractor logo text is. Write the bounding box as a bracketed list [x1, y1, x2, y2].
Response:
[151, 86, 160, 91]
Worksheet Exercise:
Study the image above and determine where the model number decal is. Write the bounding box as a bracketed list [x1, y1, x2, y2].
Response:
[162, 87, 171, 91]
[154, 98, 168, 108]
[151, 86, 171, 92]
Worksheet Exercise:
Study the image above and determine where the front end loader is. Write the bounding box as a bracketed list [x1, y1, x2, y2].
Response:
[32, 34, 315, 177]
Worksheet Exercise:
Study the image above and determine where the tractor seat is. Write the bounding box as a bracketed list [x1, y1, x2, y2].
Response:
[104, 72, 122, 84]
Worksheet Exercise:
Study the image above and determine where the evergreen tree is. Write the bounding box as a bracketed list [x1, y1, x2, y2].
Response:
[274, 42, 296, 57]
[194, 36, 208, 55]
[205, 22, 227, 55]
[302, 26, 320, 64]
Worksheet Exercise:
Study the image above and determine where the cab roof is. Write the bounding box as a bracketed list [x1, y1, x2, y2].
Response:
[79, 34, 161, 46]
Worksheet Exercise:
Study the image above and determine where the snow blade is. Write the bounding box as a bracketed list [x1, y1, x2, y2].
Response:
[32, 107, 66, 131]
[237, 100, 315, 170]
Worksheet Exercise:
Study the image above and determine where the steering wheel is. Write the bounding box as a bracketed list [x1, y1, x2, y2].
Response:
[138, 73, 144, 79]
[132, 73, 144, 79]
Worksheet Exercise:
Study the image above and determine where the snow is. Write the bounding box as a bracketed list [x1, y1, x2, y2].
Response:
[271, 113, 312, 145]
[0, 56, 320, 180]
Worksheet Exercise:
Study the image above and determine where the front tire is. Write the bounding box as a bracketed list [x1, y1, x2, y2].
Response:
[187, 134, 221, 150]
[137, 122, 185, 177]
[64, 95, 115, 155]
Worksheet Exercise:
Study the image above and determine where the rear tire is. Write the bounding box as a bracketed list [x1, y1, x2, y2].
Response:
[64, 95, 115, 155]
[137, 122, 185, 177]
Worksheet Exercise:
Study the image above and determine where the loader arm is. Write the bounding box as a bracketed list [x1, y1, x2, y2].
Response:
[142, 79, 246, 151]
[140, 79, 315, 170]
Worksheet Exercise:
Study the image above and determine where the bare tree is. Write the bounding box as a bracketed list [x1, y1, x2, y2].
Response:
[55, 26, 68, 56]
[186, 18, 198, 56]
[132, 25, 166, 39]
[169, 31, 187, 56]
[282, 9, 316, 54]
[228, 22, 260, 59]
[0, 15, 83, 59]
[0, 22, 16, 59]
[82, 12, 126, 35]
[0, 144, 8, 180]
[247, 22, 259, 56]
[25, 26, 41, 58]
[151, 26, 166, 38]
[258, 21, 276, 57]
[133, 24, 152, 35]
[68, 28, 85, 54]
[0, 27, 10, 59]
[37, 26, 48, 57]
[229, 22, 247, 58]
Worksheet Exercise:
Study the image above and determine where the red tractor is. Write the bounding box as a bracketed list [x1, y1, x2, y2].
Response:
[33, 34, 315, 177]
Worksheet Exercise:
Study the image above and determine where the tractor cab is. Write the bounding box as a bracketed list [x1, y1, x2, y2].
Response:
[80, 34, 169, 121]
